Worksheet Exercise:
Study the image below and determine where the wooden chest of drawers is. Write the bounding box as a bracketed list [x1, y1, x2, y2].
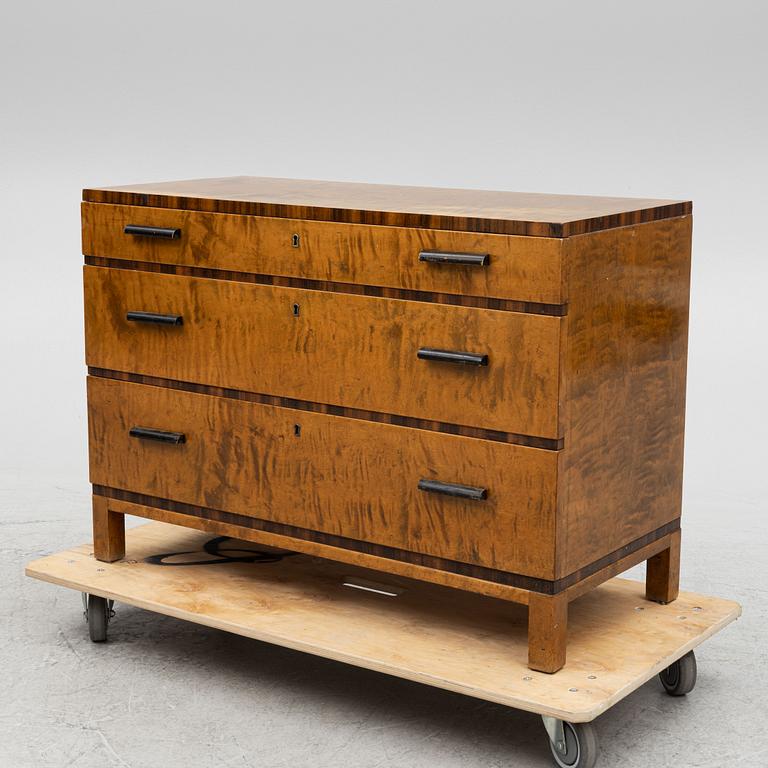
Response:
[82, 177, 692, 672]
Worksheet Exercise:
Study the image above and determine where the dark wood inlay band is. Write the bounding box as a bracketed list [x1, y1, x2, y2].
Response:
[93, 485, 679, 595]
[83, 184, 692, 238]
[84, 257, 567, 316]
[88, 368, 565, 450]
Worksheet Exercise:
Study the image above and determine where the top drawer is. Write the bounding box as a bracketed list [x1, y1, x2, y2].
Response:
[82, 203, 564, 305]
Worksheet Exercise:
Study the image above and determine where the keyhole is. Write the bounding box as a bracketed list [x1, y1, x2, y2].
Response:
[292, 303, 300, 317]
[291, 233, 300, 248]
[294, 424, 301, 437]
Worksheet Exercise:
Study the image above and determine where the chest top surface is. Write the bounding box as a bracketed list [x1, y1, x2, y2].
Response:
[83, 176, 691, 238]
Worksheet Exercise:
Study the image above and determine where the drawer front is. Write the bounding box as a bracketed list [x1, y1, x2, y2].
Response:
[87, 376, 558, 578]
[84, 266, 562, 438]
[82, 203, 564, 305]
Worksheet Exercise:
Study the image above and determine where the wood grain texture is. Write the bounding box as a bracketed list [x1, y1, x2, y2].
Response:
[78, 180, 695, 667]
[82, 177, 691, 237]
[90, 483, 679, 598]
[92, 495, 124, 562]
[528, 593, 568, 673]
[563, 533, 674, 602]
[555, 216, 692, 577]
[84, 256, 566, 317]
[87, 376, 560, 578]
[84, 265, 563, 438]
[646, 529, 681, 604]
[25, 522, 741, 721]
[82, 202, 565, 304]
[88, 368, 564, 450]
[92, 495, 534, 603]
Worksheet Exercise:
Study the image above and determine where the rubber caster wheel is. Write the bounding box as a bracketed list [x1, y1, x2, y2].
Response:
[659, 650, 697, 696]
[543, 717, 599, 768]
[83, 594, 113, 642]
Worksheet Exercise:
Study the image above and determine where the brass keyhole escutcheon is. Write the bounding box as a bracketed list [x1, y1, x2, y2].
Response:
[291, 233, 300, 248]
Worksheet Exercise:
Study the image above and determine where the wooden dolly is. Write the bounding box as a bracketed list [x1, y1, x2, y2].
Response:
[26, 522, 740, 768]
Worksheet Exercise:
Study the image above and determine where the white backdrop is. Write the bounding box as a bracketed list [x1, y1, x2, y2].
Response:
[1, 0, 766, 535]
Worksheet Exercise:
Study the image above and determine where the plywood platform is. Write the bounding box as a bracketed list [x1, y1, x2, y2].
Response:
[25, 522, 740, 722]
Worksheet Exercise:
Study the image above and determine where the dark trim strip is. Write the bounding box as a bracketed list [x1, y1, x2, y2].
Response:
[88, 368, 565, 450]
[84, 257, 567, 317]
[92, 485, 680, 595]
[83, 189, 692, 238]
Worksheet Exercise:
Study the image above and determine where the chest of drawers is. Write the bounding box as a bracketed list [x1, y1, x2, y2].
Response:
[82, 177, 692, 673]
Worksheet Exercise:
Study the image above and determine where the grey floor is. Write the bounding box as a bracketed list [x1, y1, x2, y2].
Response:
[2, 475, 765, 768]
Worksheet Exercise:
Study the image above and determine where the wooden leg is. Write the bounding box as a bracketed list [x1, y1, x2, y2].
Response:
[92, 494, 125, 562]
[527, 593, 568, 673]
[646, 529, 681, 604]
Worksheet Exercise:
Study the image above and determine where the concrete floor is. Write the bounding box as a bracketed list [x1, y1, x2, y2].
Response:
[2, 474, 765, 768]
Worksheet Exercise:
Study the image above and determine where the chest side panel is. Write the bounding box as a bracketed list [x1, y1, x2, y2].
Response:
[556, 216, 692, 578]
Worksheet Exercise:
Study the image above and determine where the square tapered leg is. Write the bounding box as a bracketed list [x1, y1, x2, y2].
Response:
[646, 529, 681, 604]
[528, 593, 568, 673]
[92, 494, 125, 562]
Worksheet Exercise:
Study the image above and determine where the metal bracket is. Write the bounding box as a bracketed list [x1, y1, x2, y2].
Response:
[81, 592, 115, 623]
[542, 716, 567, 756]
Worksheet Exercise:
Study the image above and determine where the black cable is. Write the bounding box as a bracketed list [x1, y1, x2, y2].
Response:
[145, 536, 296, 567]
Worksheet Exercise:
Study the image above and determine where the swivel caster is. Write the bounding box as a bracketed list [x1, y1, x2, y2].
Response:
[82, 593, 115, 642]
[542, 716, 599, 768]
[659, 650, 697, 696]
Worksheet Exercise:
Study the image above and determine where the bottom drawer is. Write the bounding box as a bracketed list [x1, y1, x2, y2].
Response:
[87, 376, 558, 579]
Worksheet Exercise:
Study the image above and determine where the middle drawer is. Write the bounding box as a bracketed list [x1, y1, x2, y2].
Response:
[84, 266, 562, 438]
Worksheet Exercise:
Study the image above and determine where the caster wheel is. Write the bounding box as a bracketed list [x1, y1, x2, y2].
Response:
[659, 650, 697, 696]
[544, 718, 599, 768]
[86, 595, 112, 643]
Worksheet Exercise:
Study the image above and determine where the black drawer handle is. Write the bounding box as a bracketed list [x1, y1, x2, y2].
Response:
[127, 311, 183, 326]
[129, 427, 186, 444]
[124, 224, 181, 239]
[417, 347, 488, 366]
[418, 478, 487, 501]
[419, 250, 489, 266]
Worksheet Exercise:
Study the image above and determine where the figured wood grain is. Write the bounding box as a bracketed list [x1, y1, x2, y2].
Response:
[25, 522, 741, 721]
[82, 177, 692, 237]
[563, 533, 674, 602]
[82, 202, 565, 305]
[91, 483, 680, 597]
[84, 266, 562, 438]
[87, 376, 560, 578]
[91, 495, 534, 603]
[87, 368, 564, 450]
[85, 256, 567, 316]
[78, 179, 696, 669]
[94, 487, 555, 592]
[556, 216, 692, 577]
